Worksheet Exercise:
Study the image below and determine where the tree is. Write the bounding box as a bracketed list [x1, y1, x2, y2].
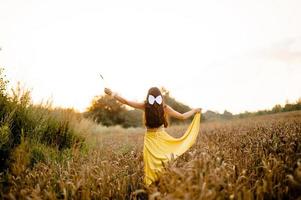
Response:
[272, 104, 282, 113]
[223, 110, 233, 119]
[121, 109, 143, 128]
[85, 95, 126, 126]
[283, 103, 294, 112]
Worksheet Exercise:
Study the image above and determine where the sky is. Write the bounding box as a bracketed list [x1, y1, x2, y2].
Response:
[0, 0, 300, 114]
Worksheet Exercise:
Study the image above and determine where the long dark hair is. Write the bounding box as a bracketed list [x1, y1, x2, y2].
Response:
[144, 87, 168, 128]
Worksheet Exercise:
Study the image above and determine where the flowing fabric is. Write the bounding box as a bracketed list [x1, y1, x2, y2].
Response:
[143, 113, 201, 185]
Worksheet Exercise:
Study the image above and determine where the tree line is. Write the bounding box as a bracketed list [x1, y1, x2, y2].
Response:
[84, 88, 195, 128]
[86, 89, 301, 127]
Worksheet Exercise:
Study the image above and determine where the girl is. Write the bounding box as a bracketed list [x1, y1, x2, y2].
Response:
[104, 87, 201, 185]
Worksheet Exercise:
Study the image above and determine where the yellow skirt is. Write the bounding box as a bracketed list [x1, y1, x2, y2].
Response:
[143, 113, 201, 185]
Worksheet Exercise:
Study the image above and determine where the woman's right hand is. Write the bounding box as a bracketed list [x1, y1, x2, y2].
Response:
[104, 88, 113, 96]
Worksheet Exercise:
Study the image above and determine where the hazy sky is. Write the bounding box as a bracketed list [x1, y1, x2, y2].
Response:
[0, 0, 300, 113]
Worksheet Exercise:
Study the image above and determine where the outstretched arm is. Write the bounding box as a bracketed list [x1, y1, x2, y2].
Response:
[165, 105, 201, 120]
[104, 88, 145, 110]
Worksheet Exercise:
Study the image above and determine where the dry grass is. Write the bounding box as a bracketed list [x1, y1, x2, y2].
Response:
[1, 111, 301, 199]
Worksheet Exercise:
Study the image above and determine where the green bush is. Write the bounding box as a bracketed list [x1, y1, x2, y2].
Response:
[30, 144, 47, 167]
[0, 124, 10, 149]
[0, 68, 85, 171]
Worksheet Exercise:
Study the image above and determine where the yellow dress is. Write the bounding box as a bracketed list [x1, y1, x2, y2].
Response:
[143, 113, 201, 185]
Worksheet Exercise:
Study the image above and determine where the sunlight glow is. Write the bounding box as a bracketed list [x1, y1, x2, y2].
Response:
[1, 0, 301, 113]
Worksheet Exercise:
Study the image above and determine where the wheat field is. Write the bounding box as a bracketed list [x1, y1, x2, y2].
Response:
[1, 111, 301, 199]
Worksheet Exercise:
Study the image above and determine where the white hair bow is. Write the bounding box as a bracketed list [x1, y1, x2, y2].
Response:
[148, 95, 163, 105]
